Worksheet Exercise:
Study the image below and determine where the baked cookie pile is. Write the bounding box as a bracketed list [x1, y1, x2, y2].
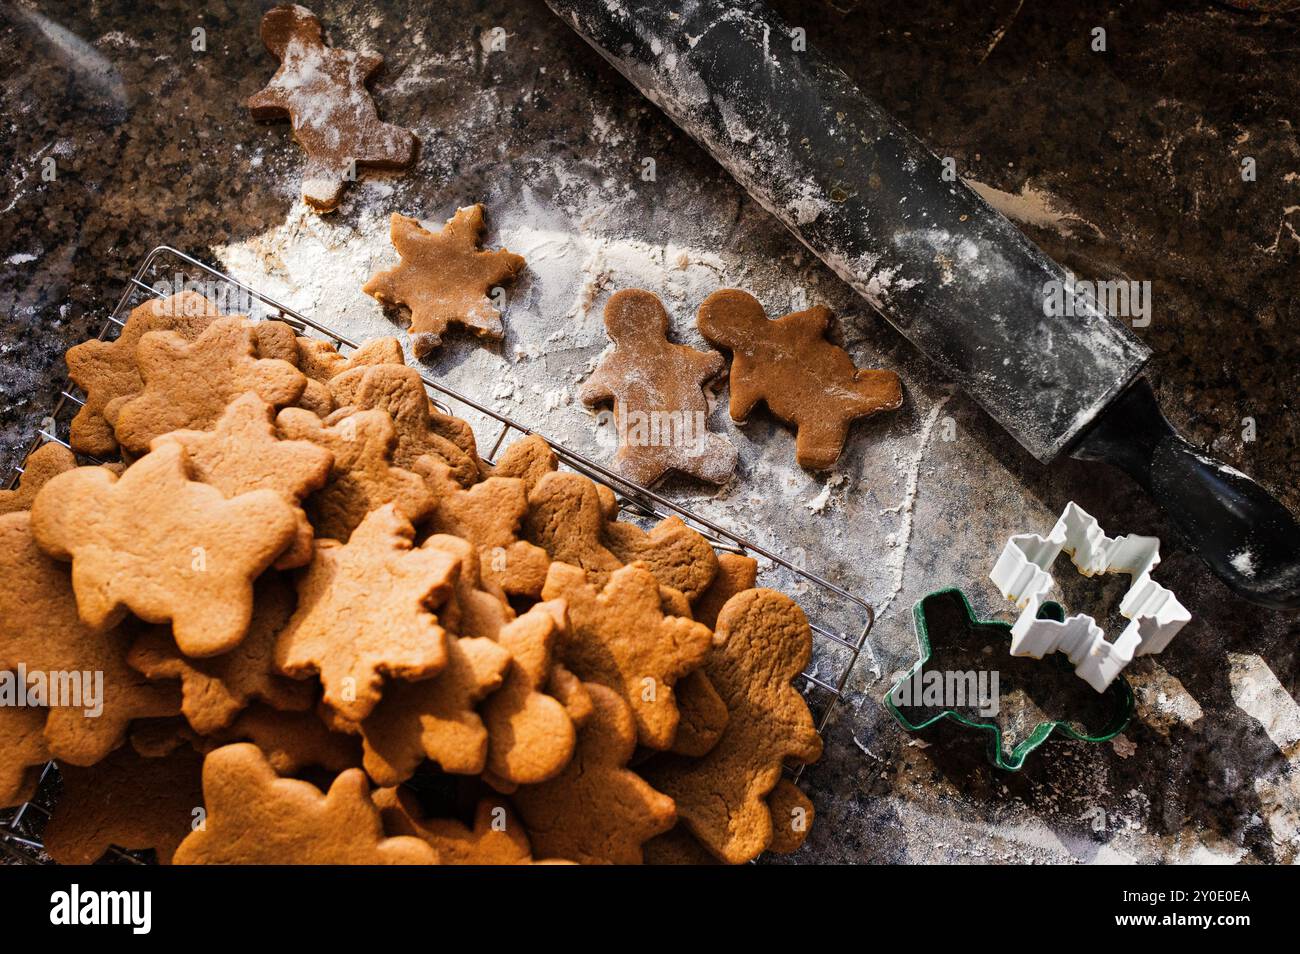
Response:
[0, 291, 822, 865]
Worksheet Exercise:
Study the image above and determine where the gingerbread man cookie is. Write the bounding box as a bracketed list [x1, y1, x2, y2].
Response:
[111, 316, 307, 454]
[581, 289, 736, 485]
[524, 472, 624, 587]
[152, 393, 333, 569]
[30, 443, 298, 657]
[644, 588, 822, 864]
[514, 683, 676, 864]
[363, 206, 526, 357]
[0, 443, 76, 516]
[603, 515, 720, 602]
[172, 743, 435, 865]
[65, 291, 220, 457]
[275, 504, 459, 722]
[541, 561, 713, 750]
[766, 778, 815, 854]
[697, 289, 902, 469]
[692, 551, 758, 628]
[246, 5, 416, 213]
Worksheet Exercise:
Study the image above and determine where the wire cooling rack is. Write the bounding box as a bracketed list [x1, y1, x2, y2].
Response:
[0, 245, 876, 864]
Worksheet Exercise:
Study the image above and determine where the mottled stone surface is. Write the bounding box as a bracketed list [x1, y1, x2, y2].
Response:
[1, 0, 1298, 864]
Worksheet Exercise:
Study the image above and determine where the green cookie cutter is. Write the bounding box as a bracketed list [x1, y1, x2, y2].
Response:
[885, 587, 1135, 771]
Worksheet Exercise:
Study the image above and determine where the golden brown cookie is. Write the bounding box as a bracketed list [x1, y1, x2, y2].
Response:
[375, 788, 563, 865]
[481, 601, 575, 787]
[215, 705, 361, 775]
[362, 206, 526, 356]
[111, 316, 307, 454]
[670, 670, 730, 758]
[514, 683, 675, 864]
[172, 743, 435, 864]
[643, 825, 721, 866]
[421, 533, 514, 639]
[541, 562, 713, 751]
[30, 443, 299, 657]
[275, 504, 458, 722]
[0, 688, 49, 808]
[693, 551, 758, 628]
[0, 512, 180, 765]
[524, 472, 624, 587]
[0, 443, 77, 516]
[581, 289, 736, 485]
[152, 393, 333, 569]
[65, 291, 220, 457]
[329, 363, 480, 483]
[492, 434, 557, 491]
[603, 515, 720, 602]
[697, 289, 902, 469]
[297, 335, 405, 383]
[766, 778, 814, 854]
[359, 635, 511, 785]
[252, 319, 302, 365]
[246, 5, 416, 213]
[277, 407, 433, 541]
[419, 462, 552, 599]
[644, 588, 822, 864]
[127, 574, 314, 734]
[42, 745, 205, 865]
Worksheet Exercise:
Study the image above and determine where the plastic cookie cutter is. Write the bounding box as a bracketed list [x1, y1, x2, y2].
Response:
[989, 501, 1191, 692]
[885, 588, 1134, 771]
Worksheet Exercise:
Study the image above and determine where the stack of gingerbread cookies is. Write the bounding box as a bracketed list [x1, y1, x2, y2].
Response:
[0, 291, 822, 865]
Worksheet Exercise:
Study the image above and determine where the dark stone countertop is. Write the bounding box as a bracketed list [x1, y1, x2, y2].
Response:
[2, 0, 1299, 863]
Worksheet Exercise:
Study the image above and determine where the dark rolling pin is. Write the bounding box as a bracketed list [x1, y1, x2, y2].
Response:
[546, 0, 1300, 610]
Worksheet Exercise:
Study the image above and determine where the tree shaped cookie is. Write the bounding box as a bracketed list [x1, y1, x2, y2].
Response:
[246, 4, 416, 213]
[0, 689, 49, 808]
[514, 683, 676, 864]
[644, 588, 823, 864]
[172, 743, 435, 864]
[541, 562, 713, 750]
[153, 393, 333, 569]
[581, 289, 736, 485]
[277, 407, 433, 541]
[329, 363, 480, 484]
[0, 443, 76, 516]
[65, 291, 220, 457]
[481, 601, 576, 786]
[376, 788, 564, 865]
[111, 316, 307, 454]
[359, 634, 511, 785]
[41, 745, 204, 865]
[362, 206, 526, 357]
[127, 574, 314, 735]
[697, 289, 903, 469]
[30, 444, 298, 657]
[275, 504, 459, 723]
[0, 512, 180, 765]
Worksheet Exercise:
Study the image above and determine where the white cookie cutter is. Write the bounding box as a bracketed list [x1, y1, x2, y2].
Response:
[989, 502, 1191, 692]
